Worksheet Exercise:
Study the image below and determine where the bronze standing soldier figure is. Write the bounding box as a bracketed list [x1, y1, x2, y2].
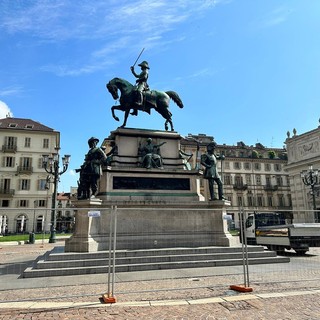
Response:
[83, 137, 107, 198]
[201, 142, 225, 201]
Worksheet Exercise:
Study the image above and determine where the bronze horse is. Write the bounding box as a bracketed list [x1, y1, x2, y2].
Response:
[106, 77, 183, 131]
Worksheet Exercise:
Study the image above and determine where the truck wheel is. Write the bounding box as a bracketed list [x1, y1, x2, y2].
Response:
[267, 245, 275, 252]
[295, 249, 307, 255]
[276, 248, 285, 255]
[269, 245, 285, 255]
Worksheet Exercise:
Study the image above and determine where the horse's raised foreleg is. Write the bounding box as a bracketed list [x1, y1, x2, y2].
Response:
[111, 106, 120, 122]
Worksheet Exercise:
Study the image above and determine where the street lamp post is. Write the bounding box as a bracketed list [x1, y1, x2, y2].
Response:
[33, 200, 37, 233]
[43, 149, 70, 243]
[301, 165, 319, 222]
[28, 201, 37, 244]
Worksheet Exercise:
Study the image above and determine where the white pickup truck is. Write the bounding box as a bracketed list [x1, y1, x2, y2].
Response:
[244, 212, 320, 255]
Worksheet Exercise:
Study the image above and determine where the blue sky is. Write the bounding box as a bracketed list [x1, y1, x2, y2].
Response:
[1, 0, 320, 191]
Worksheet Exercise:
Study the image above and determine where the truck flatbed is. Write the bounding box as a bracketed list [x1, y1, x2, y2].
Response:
[256, 223, 320, 254]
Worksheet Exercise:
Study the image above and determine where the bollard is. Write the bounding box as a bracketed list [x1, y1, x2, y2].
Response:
[29, 232, 35, 244]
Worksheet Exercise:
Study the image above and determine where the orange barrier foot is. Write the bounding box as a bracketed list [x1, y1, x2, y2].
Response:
[230, 285, 253, 292]
[101, 294, 117, 304]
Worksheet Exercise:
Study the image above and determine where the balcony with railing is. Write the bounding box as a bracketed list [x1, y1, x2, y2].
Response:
[2, 144, 17, 153]
[17, 166, 33, 174]
[233, 183, 248, 191]
[0, 188, 15, 197]
[264, 184, 278, 191]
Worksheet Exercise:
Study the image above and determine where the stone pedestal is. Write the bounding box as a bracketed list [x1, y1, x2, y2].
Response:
[65, 198, 105, 252]
[65, 128, 238, 252]
[65, 200, 237, 252]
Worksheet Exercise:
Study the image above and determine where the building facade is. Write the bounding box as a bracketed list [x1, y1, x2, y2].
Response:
[56, 192, 74, 233]
[181, 134, 292, 227]
[0, 117, 60, 234]
[285, 125, 320, 222]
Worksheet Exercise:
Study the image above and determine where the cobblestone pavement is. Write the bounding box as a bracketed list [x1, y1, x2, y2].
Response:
[1, 243, 320, 319]
[1, 292, 320, 320]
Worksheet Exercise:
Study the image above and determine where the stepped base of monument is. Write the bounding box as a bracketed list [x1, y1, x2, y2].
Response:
[22, 245, 290, 278]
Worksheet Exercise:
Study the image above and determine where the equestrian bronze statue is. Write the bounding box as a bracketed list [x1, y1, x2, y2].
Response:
[106, 77, 183, 131]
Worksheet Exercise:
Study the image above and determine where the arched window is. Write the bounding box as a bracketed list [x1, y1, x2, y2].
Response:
[0, 215, 8, 234]
[16, 214, 27, 233]
[36, 215, 44, 233]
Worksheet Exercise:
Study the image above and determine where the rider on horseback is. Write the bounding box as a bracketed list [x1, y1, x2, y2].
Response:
[130, 61, 150, 115]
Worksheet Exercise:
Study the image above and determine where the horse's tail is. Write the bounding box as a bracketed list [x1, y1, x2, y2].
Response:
[166, 91, 184, 108]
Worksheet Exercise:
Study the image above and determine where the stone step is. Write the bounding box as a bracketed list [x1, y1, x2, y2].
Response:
[23, 255, 290, 278]
[22, 246, 290, 278]
[35, 251, 277, 269]
[47, 245, 266, 261]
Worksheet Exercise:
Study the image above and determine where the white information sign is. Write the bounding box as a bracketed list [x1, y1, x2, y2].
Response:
[88, 211, 101, 218]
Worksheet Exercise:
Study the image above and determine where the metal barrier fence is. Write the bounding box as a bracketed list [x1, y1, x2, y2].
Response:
[1, 206, 320, 305]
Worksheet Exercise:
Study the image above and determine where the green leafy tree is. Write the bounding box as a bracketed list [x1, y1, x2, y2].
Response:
[268, 151, 276, 159]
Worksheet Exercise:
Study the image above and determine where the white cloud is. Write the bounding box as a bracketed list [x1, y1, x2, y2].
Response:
[0, 101, 13, 118]
[68, 169, 77, 176]
[0, 1, 221, 77]
[0, 86, 24, 97]
[175, 68, 215, 82]
[0, 1, 199, 40]
[261, 7, 292, 28]
[0, 1, 225, 41]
